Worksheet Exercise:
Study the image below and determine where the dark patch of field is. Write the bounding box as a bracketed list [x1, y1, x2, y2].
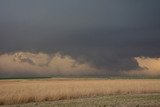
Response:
[1, 94, 160, 107]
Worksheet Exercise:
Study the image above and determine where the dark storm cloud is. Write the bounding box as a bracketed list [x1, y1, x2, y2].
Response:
[0, 0, 160, 75]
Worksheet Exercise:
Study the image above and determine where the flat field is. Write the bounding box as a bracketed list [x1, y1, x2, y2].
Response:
[0, 78, 160, 106]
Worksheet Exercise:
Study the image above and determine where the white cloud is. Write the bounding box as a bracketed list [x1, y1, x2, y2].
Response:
[127, 57, 160, 75]
[0, 52, 97, 77]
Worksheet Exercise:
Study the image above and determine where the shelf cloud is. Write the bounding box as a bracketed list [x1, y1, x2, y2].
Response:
[128, 57, 160, 75]
[0, 52, 98, 77]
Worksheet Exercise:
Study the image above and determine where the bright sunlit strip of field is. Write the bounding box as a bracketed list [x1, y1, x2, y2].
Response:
[0, 79, 160, 105]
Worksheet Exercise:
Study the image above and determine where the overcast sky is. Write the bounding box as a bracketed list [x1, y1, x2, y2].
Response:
[0, 0, 160, 77]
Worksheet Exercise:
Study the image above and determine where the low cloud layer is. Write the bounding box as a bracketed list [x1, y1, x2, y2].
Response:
[127, 57, 160, 76]
[0, 52, 160, 77]
[0, 52, 98, 77]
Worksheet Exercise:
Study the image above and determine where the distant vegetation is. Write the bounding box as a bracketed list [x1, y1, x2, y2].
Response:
[1, 75, 160, 80]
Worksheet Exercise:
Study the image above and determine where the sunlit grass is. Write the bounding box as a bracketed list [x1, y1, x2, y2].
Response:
[0, 79, 160, 105]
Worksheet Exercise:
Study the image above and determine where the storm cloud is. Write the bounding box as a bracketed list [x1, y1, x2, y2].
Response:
[0, 0, 160, 77]
[0, 52, 98, 77]
[128, 57, 160, 75]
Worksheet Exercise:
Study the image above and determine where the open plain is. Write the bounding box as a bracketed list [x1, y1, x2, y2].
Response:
[0, 78, 160, 107]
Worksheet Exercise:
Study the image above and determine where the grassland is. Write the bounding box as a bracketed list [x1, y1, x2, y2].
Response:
[0, 78, 160, 106]
[2, 93, 160, 107]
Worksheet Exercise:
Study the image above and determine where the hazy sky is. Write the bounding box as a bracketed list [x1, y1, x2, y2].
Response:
[0, 0, 160, 77]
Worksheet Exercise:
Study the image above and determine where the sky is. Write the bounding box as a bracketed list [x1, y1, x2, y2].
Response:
[0, 0, 160, 77]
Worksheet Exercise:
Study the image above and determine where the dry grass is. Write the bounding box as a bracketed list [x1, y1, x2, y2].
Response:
[0, 79, 160, 105]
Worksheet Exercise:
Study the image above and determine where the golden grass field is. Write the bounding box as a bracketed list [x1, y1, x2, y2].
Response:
[0, 78, 160, 105]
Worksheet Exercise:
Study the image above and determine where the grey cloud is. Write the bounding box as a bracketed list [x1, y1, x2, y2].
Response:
[0, 0, 160, 76]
